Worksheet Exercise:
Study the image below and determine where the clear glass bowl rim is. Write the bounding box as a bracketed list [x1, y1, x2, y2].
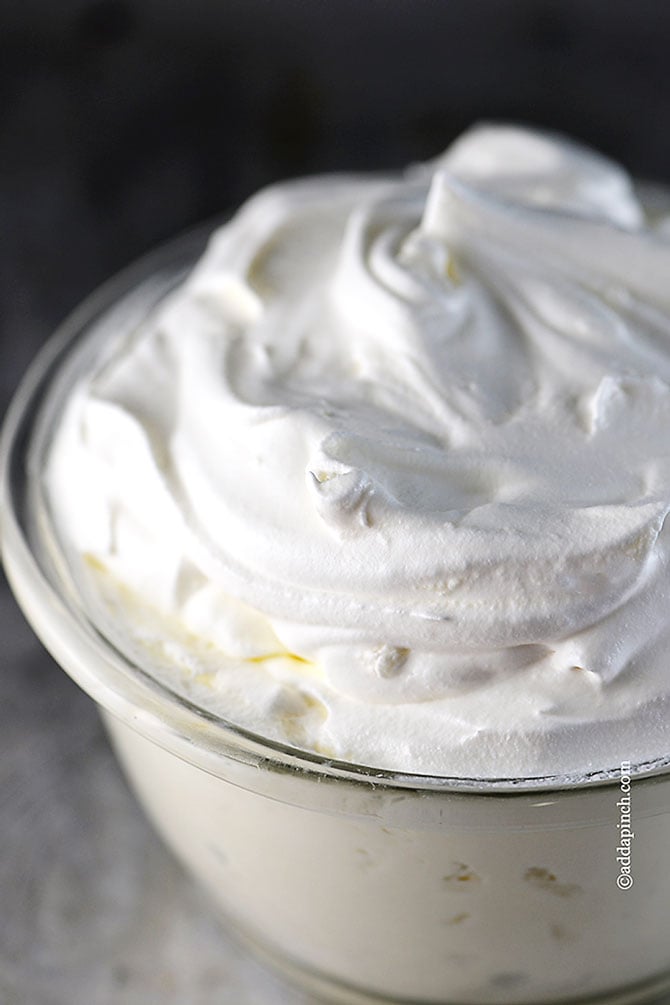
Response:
[2, 219, 670, 798]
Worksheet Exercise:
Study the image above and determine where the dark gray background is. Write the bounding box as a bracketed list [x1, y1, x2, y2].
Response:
[5, 0, 670, 416]
[3, 2, 670, 1002]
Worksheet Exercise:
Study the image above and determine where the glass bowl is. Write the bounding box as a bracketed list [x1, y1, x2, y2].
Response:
[2, 227, 670, 1005]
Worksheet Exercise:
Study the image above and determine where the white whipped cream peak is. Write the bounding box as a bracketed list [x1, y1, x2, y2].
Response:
[46, 124, 670, 776]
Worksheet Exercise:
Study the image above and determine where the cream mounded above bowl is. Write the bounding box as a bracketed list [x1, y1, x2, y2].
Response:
[25, 124, 670, 780]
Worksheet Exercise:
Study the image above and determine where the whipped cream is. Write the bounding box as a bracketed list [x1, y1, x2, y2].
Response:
[45, 125, 670, 777]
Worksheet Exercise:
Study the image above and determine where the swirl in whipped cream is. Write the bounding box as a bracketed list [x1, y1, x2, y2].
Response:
[45, 125, 670, 776]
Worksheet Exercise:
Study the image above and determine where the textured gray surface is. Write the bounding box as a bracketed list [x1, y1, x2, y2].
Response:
[0, 571, 315, 1005]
